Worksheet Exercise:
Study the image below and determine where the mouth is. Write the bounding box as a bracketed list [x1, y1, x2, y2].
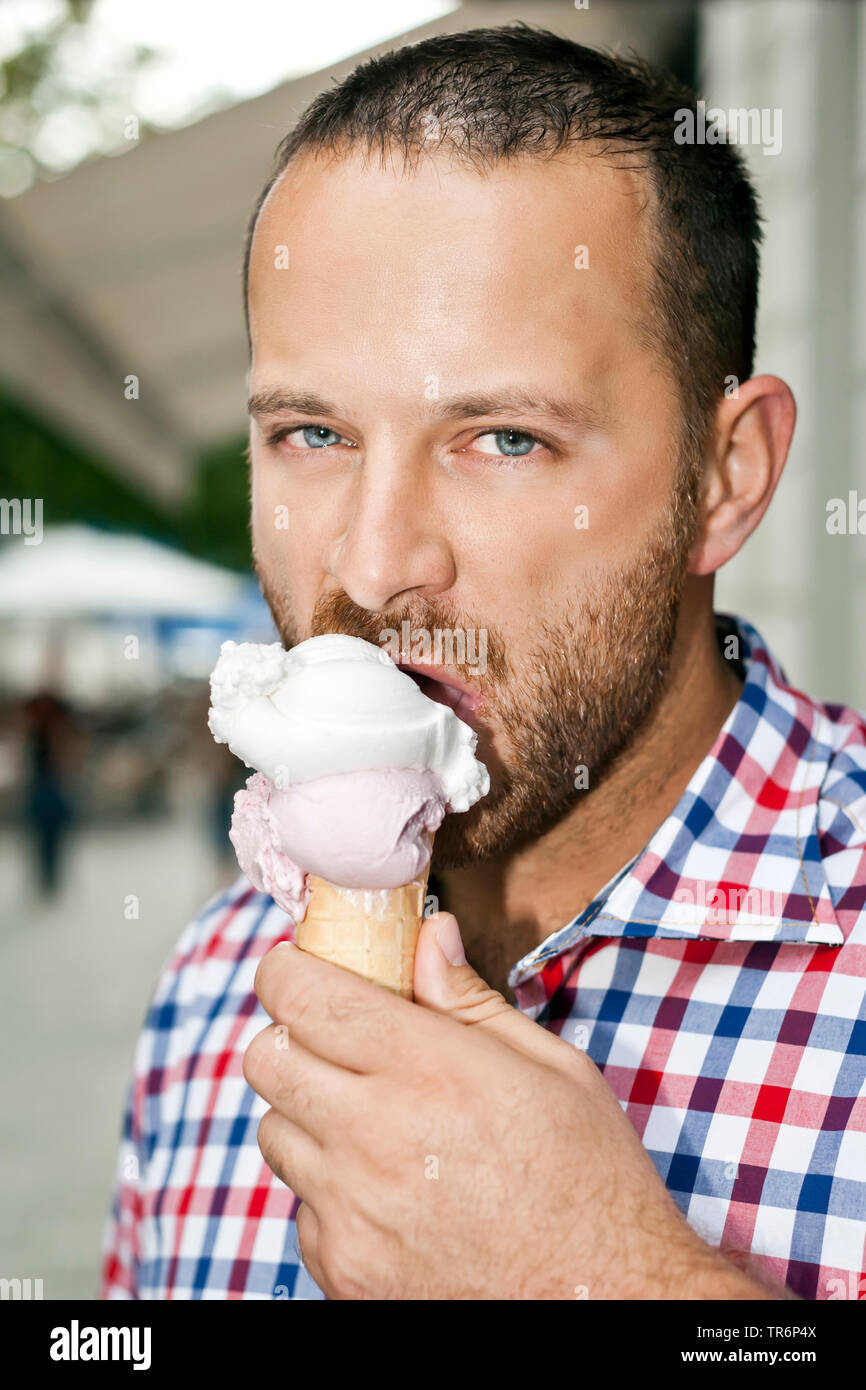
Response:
[397, 662, 483, 728]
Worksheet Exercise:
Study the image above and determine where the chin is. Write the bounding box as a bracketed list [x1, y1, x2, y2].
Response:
[430, 805, 490, 872]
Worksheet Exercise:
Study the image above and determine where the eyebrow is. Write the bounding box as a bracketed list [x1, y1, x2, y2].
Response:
[247, 387, 603, 432]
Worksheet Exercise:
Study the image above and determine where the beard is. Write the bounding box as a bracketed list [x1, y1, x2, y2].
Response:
[254, 460, 700, 872]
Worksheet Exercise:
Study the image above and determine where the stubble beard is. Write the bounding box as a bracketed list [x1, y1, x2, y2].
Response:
[254, 461, 700, 872]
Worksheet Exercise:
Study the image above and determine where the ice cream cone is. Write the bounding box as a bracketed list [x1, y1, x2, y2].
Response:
[295, 863, 431, 999]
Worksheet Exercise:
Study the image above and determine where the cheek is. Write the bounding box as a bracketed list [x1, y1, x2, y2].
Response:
[465, 452, 673, 625]
[461, 475, 605, 612]
[251, 452, 320, 550]
[250, 456, 325, 613]
[549, 450, 679, 580]
[250, 452, 277, 548]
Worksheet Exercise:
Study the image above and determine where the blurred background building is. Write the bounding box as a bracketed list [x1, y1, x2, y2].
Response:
[0, 0, 862, 1298]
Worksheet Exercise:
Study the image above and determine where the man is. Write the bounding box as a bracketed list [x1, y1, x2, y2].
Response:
[101, 27, 866, 1301]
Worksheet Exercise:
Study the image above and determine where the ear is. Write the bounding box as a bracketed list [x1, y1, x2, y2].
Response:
[688, 375, 796, 577]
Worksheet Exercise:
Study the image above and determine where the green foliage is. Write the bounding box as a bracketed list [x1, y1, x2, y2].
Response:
[0, 387, 253, 574]
[0, 386, 176, 543]
[0, 2, 95, 106]
[175, 437, 253, 574]
[0, 0, 156, 179]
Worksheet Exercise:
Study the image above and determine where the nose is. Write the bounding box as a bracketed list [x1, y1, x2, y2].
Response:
[323, 442, 455, 611]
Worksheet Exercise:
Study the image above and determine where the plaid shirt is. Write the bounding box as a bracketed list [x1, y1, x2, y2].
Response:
[101, 614, 866, 1301]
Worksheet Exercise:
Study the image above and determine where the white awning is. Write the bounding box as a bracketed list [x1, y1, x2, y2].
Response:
[0, 2, 685, 503]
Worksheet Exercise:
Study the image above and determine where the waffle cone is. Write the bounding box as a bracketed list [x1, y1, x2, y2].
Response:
[296, 863, 431, 999]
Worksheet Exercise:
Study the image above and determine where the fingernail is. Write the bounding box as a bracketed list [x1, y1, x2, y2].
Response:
[435, 914, 466, 966]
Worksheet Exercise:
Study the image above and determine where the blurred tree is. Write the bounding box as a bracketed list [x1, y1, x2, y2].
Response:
[0, 385, 176, 542]
[176, 436, 253, 575]
[0, 387, 253, 574]
[0, 5, 254, 572]
[0, 0, 157, 195]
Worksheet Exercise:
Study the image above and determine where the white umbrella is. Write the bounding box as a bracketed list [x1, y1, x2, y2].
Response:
[0, 524, 246, 618]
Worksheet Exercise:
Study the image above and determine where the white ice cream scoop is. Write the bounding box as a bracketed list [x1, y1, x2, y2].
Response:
[208, 633, 489, 813]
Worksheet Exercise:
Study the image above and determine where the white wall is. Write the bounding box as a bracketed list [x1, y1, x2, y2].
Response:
[700, 0, 866, 709]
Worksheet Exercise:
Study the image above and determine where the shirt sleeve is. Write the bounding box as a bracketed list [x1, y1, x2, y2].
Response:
[98, 952, 181, 1299]
[99, 953, 183, 1300]
[99, 1068, 147, 1299]
[97, 881, 239, 1299]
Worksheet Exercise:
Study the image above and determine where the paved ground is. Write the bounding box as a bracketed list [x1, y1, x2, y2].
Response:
[0, 814, 235, 1299]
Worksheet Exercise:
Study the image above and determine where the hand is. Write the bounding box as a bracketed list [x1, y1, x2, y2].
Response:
[244, 912, 736, 1299]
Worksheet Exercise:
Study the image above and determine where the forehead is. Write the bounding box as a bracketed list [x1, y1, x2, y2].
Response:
[247, 146, 656, 380]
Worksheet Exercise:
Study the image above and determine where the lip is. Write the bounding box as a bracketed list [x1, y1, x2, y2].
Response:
[397, 662, 483, 727]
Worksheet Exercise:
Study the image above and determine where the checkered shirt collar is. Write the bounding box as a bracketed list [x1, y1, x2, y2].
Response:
[511, 613, 845, 990]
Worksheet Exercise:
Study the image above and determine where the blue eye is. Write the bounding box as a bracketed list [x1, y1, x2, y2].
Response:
[266, 424, 353, 451]
[301, 426, 342, 448]
[474, 429, 540, 458]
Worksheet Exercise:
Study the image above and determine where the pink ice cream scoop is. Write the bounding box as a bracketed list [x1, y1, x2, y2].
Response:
[229, 767, 446, 919]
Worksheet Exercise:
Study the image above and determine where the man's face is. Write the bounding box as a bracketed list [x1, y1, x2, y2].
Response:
[247, 147, 700, 868]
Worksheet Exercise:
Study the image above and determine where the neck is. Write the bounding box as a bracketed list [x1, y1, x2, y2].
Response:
[438, 585, 744, 999]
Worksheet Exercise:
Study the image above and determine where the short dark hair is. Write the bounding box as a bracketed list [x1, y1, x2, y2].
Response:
[243, 23, 762, 456]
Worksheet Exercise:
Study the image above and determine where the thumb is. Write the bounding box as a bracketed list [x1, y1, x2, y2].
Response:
[413, 911, 513, 1024]
[413, 912, 580, 1075]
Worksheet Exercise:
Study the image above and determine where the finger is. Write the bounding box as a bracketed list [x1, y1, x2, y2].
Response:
[257, 1107, 321, 1204]
[244, 1022, 362, 1144]
[415, 912, 588, 1079]
[254, 940, 424, 1073]
[295, 1201, 332, 1297]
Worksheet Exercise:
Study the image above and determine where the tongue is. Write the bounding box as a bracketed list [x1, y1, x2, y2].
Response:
[411, 672, 462, 712]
